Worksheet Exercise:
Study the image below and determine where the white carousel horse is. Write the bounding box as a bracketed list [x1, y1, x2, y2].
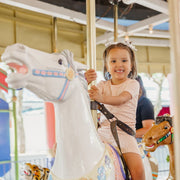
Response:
[2, 43, 152, 180]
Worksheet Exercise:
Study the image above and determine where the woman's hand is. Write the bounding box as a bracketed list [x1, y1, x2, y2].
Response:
[84, 69, 97, 85]
[88, 85, 104, 103]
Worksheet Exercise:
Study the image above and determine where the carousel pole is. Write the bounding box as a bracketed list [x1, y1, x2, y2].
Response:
[113, 2, 118, 42]
[52, 17, 58, 53]
[45, 16, 57, 156]
[12, 90, 19, 180]
[168, 0, 180, 179]
[109, 0, 120, 42]
[86, 0, 97, 129]
[13, 10, 19, 179]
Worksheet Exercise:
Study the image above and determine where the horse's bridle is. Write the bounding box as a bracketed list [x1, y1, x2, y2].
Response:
[157, 126, 174, 144]
[32, 64, 77, 101]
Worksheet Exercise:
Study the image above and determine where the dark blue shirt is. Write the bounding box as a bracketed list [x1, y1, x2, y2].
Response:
[136, 96, 154, 130]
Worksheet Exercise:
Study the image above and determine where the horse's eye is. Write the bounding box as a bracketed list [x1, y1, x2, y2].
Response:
[58, 59, 63, 65]
[164, 126, 168, 129]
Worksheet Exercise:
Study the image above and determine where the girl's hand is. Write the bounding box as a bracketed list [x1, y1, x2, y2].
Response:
[88, 85, 104, 103]
[84, 69, 97, 85]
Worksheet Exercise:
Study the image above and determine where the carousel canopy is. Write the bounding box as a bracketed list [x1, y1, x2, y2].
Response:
[0, 0, 170, 75]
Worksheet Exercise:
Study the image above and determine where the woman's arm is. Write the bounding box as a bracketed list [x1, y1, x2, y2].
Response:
[136, 120, 154, 138]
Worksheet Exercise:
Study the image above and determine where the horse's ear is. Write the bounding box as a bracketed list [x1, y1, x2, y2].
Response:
[60, 49, 76, 69]
[74, 61, 88, 90]
[61, 49, 88, 71]
[74, 61, 87, 72]
[60, 49, 88, 88]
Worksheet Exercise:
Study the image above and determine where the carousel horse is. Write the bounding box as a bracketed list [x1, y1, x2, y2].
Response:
[24, 163, 50, 180]
[143, 115, 175, 180]
[2, 43, 152, 180]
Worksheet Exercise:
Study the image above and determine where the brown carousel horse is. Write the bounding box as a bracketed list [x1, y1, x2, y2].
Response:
[24, 163, 50, 180]
[142, 115, 175, 180]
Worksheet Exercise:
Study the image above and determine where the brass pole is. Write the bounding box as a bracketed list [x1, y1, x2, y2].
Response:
[86, 0, 97, 129]
[86, 0, 96, 70]
[52, 17, 58, 53]
[114, 4, 118, 42]
[47, 17, 58, 156]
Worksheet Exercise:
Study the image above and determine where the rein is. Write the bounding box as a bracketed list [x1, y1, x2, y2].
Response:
[93, 101, 135, 136]
[157, 127, 174, 144]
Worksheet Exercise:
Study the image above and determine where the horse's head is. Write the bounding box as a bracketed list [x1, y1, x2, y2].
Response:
[1, 43, 87, 101]
[24, 163, 48, 180]
[142, 115, 173, 152]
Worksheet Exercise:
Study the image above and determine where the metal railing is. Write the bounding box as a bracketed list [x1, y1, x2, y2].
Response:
[0, 154, 53, 180]
[0, 147, 170, 180]
[150, 145, 170, 179]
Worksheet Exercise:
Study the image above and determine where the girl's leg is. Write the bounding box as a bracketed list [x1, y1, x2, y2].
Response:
[123, 152, 145, 180]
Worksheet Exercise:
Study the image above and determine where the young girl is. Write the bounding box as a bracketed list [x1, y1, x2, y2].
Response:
[85, 42, 145, 180]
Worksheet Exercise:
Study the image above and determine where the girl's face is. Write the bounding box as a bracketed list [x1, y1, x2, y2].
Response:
[106, 48, 132, 85]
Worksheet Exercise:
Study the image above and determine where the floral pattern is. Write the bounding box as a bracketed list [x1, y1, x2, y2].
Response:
[97, 166, 106, 180]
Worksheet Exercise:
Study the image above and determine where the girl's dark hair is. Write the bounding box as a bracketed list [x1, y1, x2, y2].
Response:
[135, 75, 147, 97]
[103, 42, 137, 80]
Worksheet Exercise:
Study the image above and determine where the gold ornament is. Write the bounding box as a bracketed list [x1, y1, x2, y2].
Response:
[65, 67, 74, 81]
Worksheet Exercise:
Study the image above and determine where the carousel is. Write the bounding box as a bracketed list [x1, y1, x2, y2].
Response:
[0, 0, 179, 180]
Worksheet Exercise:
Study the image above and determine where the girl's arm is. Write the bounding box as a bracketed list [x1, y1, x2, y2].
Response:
[103, 91, 132, 105]
[88, 85, 132, 105]
[84, 69, 97, 85]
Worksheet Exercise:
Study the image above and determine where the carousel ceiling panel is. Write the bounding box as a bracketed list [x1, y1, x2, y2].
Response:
[37, 0, 168, 47]
[0, 19, 14, 46]
[0, 0, 170, 75]
[148, 47, 170, 63]
[137, 64, 149, 74]
[38, 0, 162, 20]
[16, 23, 52, 52]
[0, 0, 169, 46]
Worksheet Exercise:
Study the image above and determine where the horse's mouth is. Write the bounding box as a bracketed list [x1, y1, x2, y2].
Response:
[6, 61, 28, 74]
[24, 170, 32, 176]
[145, 144, 155, 150]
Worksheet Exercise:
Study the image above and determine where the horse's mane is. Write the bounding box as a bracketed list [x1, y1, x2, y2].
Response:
[61, 49, 88, 92]
[156, 115, 173, 126]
